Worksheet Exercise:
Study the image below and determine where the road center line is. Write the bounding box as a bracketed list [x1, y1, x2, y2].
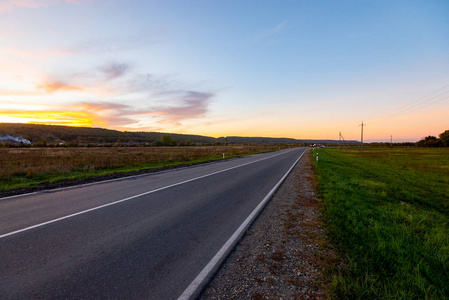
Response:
[0, 149, 297, 239]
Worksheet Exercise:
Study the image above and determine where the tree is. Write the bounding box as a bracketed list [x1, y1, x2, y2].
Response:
[439, 130, 449, 147]
[417, 136, 442, 147]
[159, 134, 177, 146]
[179, 140, 194, 146]
[37, 139, 47, 147]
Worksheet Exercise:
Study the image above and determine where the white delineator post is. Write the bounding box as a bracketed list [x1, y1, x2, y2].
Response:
[316, 153, 319, 161]
[223, 153, 225, 159]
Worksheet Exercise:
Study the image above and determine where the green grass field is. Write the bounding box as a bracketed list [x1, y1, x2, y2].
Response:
[313, 147, 449, 299]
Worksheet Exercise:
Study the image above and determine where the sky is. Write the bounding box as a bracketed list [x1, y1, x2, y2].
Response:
[0, 0, 448, 142]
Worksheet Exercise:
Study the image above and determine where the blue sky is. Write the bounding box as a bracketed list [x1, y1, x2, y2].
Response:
[1, 0, 448, 141]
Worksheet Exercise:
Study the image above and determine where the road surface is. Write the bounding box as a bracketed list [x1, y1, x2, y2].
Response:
[0, 148, 306, 299]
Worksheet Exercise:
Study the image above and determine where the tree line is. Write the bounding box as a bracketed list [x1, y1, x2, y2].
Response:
[417, 130, 449, 147]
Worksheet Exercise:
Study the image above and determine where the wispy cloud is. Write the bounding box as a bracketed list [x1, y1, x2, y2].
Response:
[99, 62, 131, 80]
[0, 0, 84, 13]
[255, 21, 288, 43]
[77, 90, 215, 129]
[34, 61, 132, 94]
[150, 91, 213, 125]
[76, 102, 136, 127]
[78, 102, 130, 112]
[2, 46, 76, 61]
[36, 80, 82, 93]
[65, 29, 171, 55]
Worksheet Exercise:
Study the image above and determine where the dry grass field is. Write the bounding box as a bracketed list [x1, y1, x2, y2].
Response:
[0, 145, 282, 191]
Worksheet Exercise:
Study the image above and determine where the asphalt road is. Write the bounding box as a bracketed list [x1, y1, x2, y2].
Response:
[0, 148, 306, 299]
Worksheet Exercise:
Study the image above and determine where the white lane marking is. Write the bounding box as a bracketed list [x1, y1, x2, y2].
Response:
[0, 149, 299, 239]
[177, 149, 307, 300]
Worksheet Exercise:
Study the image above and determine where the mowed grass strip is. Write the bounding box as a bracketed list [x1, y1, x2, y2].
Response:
[313, 148, 449, 299]
[0, 145, 279, 190]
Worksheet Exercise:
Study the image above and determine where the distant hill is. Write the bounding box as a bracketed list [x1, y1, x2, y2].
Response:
[217, 136, 358, 145]
[0, 123, 357, 145]
[0, 123, 216, 145]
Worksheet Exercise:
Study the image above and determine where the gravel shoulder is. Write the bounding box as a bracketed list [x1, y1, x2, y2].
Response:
[200, 149, 339, 299]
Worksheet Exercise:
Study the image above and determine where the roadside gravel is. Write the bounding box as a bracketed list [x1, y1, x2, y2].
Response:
[200, 149, 339, 299]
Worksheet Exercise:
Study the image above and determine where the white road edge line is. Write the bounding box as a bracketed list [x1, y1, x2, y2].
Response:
[177, 149, 307, 300]
[0, 149, 297, 239]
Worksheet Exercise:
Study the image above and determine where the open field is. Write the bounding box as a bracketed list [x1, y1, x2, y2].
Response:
[0, 145, 282, 191]
[313, 147, 449, 299]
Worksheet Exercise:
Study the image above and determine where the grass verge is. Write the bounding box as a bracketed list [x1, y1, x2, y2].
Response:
[313, 148, 449, 299]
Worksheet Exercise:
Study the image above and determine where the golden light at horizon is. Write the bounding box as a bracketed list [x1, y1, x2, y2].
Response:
[0, 102, 447, 142]
[0, 110, 447, 142]
[0, 111, 103, 127]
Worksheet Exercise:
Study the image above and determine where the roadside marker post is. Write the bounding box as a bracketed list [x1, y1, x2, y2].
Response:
[223, 153, 225, 159]
[316, 153, 319, 161]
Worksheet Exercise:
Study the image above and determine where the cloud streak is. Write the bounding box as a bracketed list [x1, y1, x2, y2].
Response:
[255, 21, 288, 43]
[99, 62, 131, 81]
[64, 29, 171, 55]
[149, 91, 213, 125]
[33, 62, 132, 94]
[37, 80, 82, 93]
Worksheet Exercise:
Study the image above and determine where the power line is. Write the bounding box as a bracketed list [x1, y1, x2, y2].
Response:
[389, 83, 449, 114]
[386, 95, 449, 119]
[369, 83, 449, 122]
[382, 92, 449, 120]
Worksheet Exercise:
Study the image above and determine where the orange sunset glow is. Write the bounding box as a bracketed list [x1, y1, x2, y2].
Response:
[0, 111, 103, 128]
[0, 0, 448, 142]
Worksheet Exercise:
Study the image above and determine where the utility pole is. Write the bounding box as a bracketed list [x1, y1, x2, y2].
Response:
[339, 132, 341, 148]
[359, 121, 366, 154]
[339, 132, 346, 148]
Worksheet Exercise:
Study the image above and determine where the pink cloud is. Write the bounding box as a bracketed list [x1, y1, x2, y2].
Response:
[78, 102, 130, 112]
[36, 80, 82, 93]
[151, 91, 212, 123]
[73, 90, 215, 129]
[32, 62, 131, 95]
